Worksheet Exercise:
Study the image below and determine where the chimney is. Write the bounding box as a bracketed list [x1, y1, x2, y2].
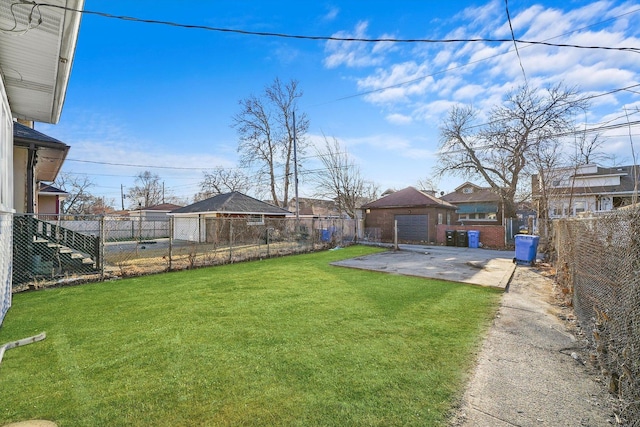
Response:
[16, 118, 34, 128]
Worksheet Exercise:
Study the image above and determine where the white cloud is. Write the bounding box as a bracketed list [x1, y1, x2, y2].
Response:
[323, 6, 339, 21]
[386, 113, 413, 125]
[453, 84, 486, 101]
[323, 0, 640, 172]
[324, 21, 386, 68]
[357, 62, 434, 104]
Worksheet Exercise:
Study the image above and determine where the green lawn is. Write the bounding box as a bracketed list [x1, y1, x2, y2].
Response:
[0, 245, 502, 426]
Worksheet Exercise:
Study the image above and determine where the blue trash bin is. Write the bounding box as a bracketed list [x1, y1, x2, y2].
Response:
[321, 229, 331, 242]
[467, 230, 480, 248]
[514, 234, 540, 265]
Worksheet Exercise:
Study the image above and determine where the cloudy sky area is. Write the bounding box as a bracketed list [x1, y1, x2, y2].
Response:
[38, 0, 640, 206]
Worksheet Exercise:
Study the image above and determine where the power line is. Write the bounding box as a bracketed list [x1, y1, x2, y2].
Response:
[64, 158, 221, 170]
[505, 0, 527, 84]
[29, 1, 640, 53]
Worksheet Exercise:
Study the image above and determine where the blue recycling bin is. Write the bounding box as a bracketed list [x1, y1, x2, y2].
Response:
[514, 234, 540, 265]
[467, 230, 480, 248]
[321, 229, 331, 242]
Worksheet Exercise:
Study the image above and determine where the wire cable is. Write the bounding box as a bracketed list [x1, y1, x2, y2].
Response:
[25, 1, 640, 53]
[505, 0, 527, 84]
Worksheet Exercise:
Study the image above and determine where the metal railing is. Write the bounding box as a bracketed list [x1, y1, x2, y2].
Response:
[13, 214, 101, 286]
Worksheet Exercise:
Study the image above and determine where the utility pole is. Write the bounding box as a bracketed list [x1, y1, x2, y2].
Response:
[293, 111, 300, 229]
[120, 184, 125, 210]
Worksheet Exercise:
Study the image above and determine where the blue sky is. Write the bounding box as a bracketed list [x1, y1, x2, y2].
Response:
[38, 0, 640, 207]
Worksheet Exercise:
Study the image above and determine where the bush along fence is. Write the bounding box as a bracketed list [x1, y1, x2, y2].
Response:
[12, 214, 358, 290]
[554, 208, 640, 426]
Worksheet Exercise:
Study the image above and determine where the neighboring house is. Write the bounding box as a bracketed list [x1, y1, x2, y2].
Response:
[532, 163, 640, 218]
[129, 203, 183, 220]
[288, 197, 344, 218]
[441, 182, 503, 225]
[170, 191, 291, 242]
[0, 0, 84, 323]
[13, 122, 70, 214]
[361, 186, 457, 243]
[38, 183, 68, 215]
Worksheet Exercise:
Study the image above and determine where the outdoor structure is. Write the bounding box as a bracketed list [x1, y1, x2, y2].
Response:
[441, 182, 503, 225]
[170, 191, 292, 242]
[361, 186, 457, 243]
[532, 163, 640, 218]
[288, 197, 344, 218]
[129, 203, 182, 220]
[0, 0, 84, 324]
[37, 183, 68, 215]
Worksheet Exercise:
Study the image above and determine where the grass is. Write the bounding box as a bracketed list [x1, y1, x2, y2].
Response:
[0, 245, 502, 426]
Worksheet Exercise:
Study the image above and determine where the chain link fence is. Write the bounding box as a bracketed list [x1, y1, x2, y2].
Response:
[554, 208, 640, 426]
[12, 214, 357, 290]
[0, 211, 12, 324]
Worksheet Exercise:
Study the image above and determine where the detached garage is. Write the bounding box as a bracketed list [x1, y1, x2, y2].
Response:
[362, 187, 457, 243]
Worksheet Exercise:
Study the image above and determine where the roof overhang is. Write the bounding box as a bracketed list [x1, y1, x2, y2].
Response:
[0, 0, 84, 124]
[14, 134, 69, 181]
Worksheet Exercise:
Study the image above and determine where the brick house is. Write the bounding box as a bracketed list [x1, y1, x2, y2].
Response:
[441, 182, 503, 225]
[361, 187, 457, 243]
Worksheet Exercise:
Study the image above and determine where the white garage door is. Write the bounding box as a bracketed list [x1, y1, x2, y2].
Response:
[395, 214, 428, 242]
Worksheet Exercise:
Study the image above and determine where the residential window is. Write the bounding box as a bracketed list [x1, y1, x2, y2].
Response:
[446, 213, 451, 225]
[437, 213, 443, 225]
[459, 214, 468, 220]
[247, 214, 265, 225]
[552, 205, 565, 216]
[574, 201, 586, 215]
[462, 187, 473, 194]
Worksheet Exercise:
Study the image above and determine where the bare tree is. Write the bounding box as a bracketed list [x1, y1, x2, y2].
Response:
[415, 176, 440, 194]
[55, 172, 106, 214]
[573, 132, 606, 165]
[437, 84, 588, 218]
[232, 77, 309, 207]
[128, 171, 163, 208]
[194, 167, 251, 201]
[313, 136, 377, 219]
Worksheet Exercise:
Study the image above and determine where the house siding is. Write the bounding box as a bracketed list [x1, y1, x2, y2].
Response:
[1, 78, 13, 323]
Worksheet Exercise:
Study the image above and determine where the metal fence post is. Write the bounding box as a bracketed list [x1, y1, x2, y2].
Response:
[99, 215, 105, 280]
[394, 219, 399, 250]
[266, 226, 270, 257]
[168, 216, 173, 271]
[229, 219, 233, 262]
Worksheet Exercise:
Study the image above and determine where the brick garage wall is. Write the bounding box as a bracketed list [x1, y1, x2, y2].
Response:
[364, 207, 455, 243]
[436, 224, 506, 249]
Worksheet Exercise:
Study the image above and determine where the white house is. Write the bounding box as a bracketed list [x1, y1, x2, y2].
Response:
[0, 0, 84, 324]
[129, 203, 183, 220]
[170, 192, 291, 243]
[533, 163, 640, 218]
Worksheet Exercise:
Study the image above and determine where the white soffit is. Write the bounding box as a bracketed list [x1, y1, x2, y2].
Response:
[0, 0, 83, 124]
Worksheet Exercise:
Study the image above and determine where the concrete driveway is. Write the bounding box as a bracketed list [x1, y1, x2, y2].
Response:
[331, 244, 516, 289]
